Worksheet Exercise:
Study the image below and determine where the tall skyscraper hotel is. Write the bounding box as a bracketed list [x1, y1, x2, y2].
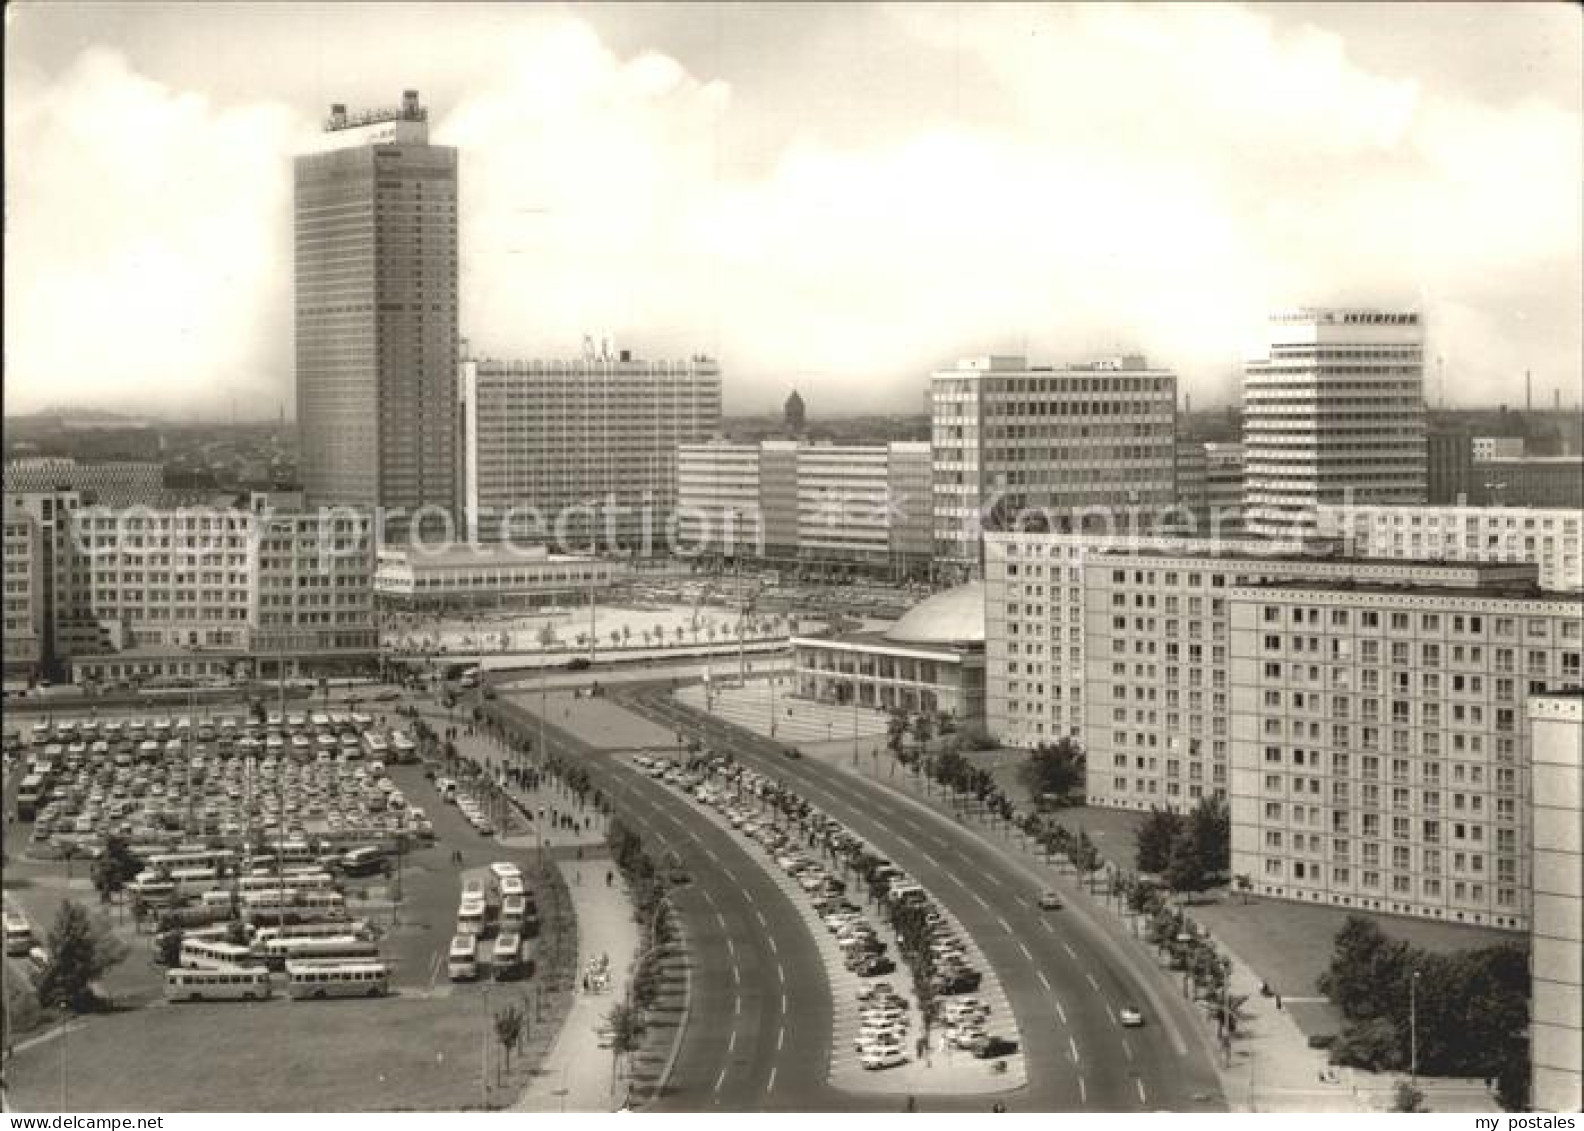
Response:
[1243, 308, 1427, 538]
[294, 91, 459, 532]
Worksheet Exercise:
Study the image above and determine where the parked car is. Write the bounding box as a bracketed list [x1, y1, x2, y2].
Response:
[1119, 1005, 1144, 1027]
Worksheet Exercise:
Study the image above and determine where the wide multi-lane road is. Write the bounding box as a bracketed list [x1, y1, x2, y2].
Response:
[490, 694, 853, 1111]
[614, 683, 1227, 1113]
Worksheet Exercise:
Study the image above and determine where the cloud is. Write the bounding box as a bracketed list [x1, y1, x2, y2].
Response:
[3, 4, 1579, 418]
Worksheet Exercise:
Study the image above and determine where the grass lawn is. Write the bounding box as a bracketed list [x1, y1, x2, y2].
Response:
[6, 995, 521, 1112]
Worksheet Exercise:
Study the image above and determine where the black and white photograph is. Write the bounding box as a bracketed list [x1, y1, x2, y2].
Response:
[2, 1, 1581, 1120]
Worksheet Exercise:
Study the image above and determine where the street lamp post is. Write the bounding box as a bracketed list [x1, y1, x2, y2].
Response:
[1409, 969, 1420, 1082]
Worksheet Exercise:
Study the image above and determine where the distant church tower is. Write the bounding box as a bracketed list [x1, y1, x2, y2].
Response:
[784, 389, 806, 435]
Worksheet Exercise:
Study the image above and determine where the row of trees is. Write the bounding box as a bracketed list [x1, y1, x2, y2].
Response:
[1132, 798, 1231, 895]
[602, 817, 683, 1100]
[1319, 915, 1529, 1109]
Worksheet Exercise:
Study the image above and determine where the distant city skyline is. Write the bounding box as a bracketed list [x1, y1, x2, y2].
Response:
[5, 2, 1581, 419]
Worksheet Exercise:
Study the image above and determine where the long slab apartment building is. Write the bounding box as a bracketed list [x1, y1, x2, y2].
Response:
[986, 530, 1582, 930]
[675, 440, 933, 578]
[460, 347, 721, 552]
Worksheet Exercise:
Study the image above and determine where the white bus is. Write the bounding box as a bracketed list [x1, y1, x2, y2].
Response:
[457, 898, 487, 938]
[252, 920, 368, 947]
[165, 966, 272, 1002]
[260, 935, 377, 971]
[286, 960, 390, 1000]
[3, 911, 34, 957]
[491, 933, 523, 980]
[237, 872, 337, 894]
[500, 894, 527, 934]
[447, 934, 479, 981]
[179, 938, 255, 970]
[243, 890, 346, 919]
[148, 849, 236, 874]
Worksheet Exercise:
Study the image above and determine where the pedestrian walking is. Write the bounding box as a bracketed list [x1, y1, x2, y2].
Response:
[606, 870, 613, 887]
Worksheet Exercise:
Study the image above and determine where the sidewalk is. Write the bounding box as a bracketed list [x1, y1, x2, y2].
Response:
[512, 858, 639, 1113]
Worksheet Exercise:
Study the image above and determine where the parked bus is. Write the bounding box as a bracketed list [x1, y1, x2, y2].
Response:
[236, 872, 337, 894]
[259, 935, 377, 971]
[500, 894, 527, 934]
[491, 933, 523, 980]
[16, 775, 45, 821]
[243, 889, 346, 918]
[285, 960, 390, 1000]
[457, 898, 487, 938]
[3, 910, 34, 957]
[340, 847, 385, 877]
[165, 966, 272, 1003]
[148, 848, 236, 874]
[447, 935, 479, 981]
[252, 920, 369, 947]
[179, 938, 255, 970]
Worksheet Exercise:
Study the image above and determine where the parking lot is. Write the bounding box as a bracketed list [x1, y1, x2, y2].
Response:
[1, 697, 573, 1111]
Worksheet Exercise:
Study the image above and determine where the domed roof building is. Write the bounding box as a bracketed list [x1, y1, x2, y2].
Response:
[882, 582, 985, 647]
[790, 582, 987, 725]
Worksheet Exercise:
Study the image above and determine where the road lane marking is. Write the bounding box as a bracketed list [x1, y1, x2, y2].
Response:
[1078, 1076, 1087, 1104]
[727, 939, 737, 959]
[777, 965, 786, 987]
[1069, 1036, 1080, 1064]
[1055, 999, 1068, 1025]
[1041, 921, 1055, 935]
[1122, 1037, 1133, 1062]
[997, 916, 1014, 934]
[1063, 942, 1077, 959]
[706, 848, 721, 863]
[1136, 1079, 1147, 1105]
[1017, 942, 1033, 962]
[768, 937, 779, 956]
[713, 1067, 728, 1093]
[733, 966, 741, 986]
[972, 893, 990, 910]
[756, 910, 768, 928]
[1086, 972, 1101, 992]
[767, 1065, 777, 1092]
[716, 912, 729, 931]
[777, 1027, 785, 1050]
[728, 1030, 737, 1052]
[735, 995, 742, 1015]
[1037, 971, 1051, 992]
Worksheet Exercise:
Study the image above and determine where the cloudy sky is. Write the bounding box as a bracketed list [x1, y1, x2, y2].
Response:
[6, 2, 1580, 418]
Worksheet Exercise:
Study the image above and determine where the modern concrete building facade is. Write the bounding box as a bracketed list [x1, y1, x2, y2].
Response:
[1228, 567, 1582, 931]
[1470, 455, 1584, 508]
[294, 91, 459, 527]
[1472, 436, 1526, 461]
[1527, 691, 1583, 1113]
[1081, 551, 1514, 813]
[2, 504, 44, 680]
[373, 544, 622, 610]
[792, 582, 986, 723]
[931, 355, 1177, 566]
[3, 458, 164, 508]
[28, 500, 378, 685]
[1318, 504, 1584, 592]
[983, 530, 1317, 750]
[1243, 308, 1426, 539]
[675, 440, 933, 577]
[459, 350, 721, 553]
[1426, 426, 1474, 504]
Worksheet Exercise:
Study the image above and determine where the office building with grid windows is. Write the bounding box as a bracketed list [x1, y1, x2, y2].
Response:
[931, 355, 1177, 567]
